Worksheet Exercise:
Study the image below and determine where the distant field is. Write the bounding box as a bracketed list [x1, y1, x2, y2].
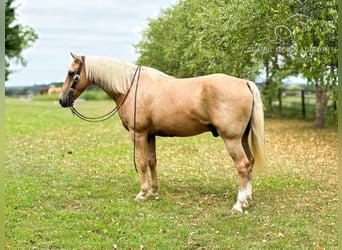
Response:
[5, 98, 337, 249]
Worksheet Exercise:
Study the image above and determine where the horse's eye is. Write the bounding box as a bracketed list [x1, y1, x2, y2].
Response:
[68, 71, 74, 77]
[73, 74, 80, 83]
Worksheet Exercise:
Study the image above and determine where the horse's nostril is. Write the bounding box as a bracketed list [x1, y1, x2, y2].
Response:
[59, 98, 69, 108]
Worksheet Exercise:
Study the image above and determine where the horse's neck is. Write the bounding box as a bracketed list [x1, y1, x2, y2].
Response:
[86, 56, 137, 96]
[100, 86, 121, 103]
[93, 69, 135, 106]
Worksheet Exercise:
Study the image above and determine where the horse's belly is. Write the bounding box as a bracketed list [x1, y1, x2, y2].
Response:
[152, 119, 209, 137]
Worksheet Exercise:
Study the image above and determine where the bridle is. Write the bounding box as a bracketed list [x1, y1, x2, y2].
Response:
[68, 56, 142, 123]
[70, 56, 85, 90]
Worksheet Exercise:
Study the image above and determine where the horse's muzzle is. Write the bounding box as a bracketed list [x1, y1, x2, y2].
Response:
[59, 89, 74, 108]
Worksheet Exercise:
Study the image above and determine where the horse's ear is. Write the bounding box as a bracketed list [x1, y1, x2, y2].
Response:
[70, 51, 77, 59]
[70, 52, 83, 63]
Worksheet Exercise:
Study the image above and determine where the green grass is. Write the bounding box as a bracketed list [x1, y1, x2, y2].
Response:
[5, 98, 337, 249]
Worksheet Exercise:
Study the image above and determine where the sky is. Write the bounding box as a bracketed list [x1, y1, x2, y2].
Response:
[6, 0, 178, 86]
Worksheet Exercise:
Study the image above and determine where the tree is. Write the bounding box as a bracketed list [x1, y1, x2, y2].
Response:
[252, 0, 338, 125]
[242, 0, 298, 115]
[135, 0, 338, 127]
[5, 0, 38, 81]
[291, 0, 338, 127]
[136, 0, 263, 79]
[135, 0, 297, 90]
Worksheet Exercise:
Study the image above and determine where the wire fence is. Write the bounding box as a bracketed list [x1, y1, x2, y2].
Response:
[267, 89, 337, 125]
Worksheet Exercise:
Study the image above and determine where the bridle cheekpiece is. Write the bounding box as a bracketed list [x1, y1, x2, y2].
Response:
[70, 55, 85, 90]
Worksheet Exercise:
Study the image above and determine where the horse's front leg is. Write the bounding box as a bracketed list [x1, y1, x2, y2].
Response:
[148, 135, 159, 199]
[133, 132, 150, 202]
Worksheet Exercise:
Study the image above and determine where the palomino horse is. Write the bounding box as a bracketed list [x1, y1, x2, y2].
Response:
[59, 52, 265, 213]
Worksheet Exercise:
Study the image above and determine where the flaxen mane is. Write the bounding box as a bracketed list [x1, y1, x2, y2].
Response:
[84, 56, 137, 94]
[84, 56, 172, 94]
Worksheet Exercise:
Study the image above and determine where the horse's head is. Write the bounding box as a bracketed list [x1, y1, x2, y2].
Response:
[59, 52, 91, 107]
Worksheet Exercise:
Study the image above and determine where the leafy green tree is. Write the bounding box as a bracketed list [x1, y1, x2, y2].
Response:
[242, 1, 296, 115]
[135, 0, 338, 127]
[136, 0, 263, 79]
[253, 0, 337, 125]
[5, 0, 38, 81]
[291, 0, 338, 127]
[136, 0, 297, 91]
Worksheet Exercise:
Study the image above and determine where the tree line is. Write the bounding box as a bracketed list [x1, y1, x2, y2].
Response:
[5, 0, 337, 127]
[135, 0, 337, 128]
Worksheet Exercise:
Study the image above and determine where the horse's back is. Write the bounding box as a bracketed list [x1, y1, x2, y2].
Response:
[163, 73, 253, 110]
[163, 73, 251, 94]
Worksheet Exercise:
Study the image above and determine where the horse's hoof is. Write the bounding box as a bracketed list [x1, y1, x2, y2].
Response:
[134, 196, 146, 202]
[242, 200, 249, 208]
[148, 190, 160, 200]
[134, 193, 147, 202]
[231, 203, 243, 213]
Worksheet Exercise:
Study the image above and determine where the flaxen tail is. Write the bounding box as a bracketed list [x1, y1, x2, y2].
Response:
[247, 81, 266, 168]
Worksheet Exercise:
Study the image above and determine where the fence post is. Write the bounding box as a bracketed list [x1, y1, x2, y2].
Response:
[278, 88, 282, 115]
[333, 90, 337, 124]
[301, 90, 306, 118]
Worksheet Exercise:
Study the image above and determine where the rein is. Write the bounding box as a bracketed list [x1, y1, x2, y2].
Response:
[70, 102, 118, 122]
[132, 66, 141, 174]
[70, 66, 142, 122]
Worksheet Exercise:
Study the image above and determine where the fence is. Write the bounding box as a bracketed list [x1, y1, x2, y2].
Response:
[267, 89, 337, 123]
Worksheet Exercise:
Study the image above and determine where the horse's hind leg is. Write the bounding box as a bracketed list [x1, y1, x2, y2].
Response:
[223, 138, 252, 213]
[148, 135, 159, 198]
[242, 123, 254, 200]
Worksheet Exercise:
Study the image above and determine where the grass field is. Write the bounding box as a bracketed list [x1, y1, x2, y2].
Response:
[5, 98, 337, 249]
